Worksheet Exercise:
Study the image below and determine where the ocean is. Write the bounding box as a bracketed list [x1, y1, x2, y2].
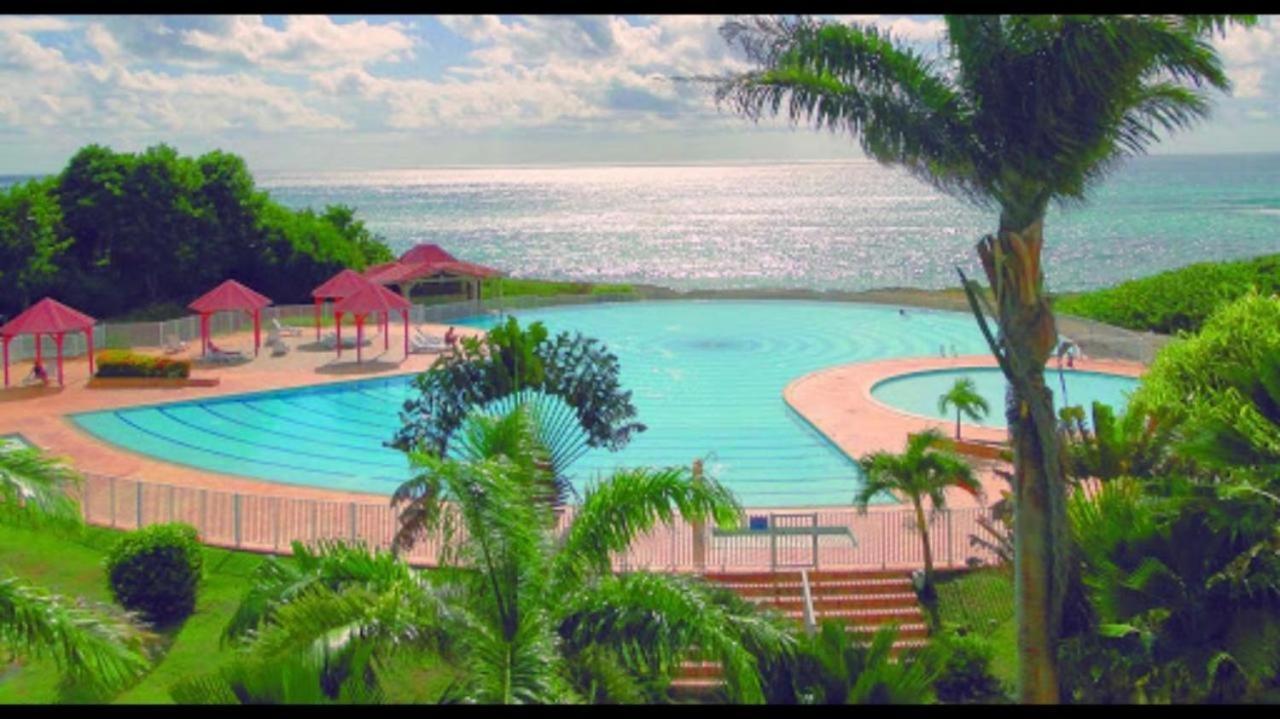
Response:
[7, 154, 1278, 292]
[260, 154, 1280, 293]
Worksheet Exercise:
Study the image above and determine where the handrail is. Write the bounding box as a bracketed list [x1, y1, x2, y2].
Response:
[800, 569, 817, 636]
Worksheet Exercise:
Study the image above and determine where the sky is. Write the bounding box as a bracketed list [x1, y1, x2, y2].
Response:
[1, 14, 1278, 174]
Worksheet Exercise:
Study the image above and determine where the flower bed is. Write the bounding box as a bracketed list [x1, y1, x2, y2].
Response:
[96, 350, 191, 379]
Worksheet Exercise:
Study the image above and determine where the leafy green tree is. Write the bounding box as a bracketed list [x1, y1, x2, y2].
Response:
[394, 316, 645, 505]
[855, 429, 979, 596]
[1180, 350, 1280, 485]
[712, 14, 1253, 701]
[938, 377, 990, 440]
[200, 407, 791, 704]
[0, 447, 151, 694]
[0, 177, 71, 313]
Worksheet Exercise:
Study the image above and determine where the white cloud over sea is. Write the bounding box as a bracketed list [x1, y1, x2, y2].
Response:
[0, 14, 1276, 172]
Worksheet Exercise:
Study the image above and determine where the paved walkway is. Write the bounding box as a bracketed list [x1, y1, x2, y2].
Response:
[783, 354, 1146, 508]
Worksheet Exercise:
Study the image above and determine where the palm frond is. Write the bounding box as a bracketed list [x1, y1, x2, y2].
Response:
[0, 447, 82, 528]
[0, 575, 151, 693]
[552, 466, 741, 587]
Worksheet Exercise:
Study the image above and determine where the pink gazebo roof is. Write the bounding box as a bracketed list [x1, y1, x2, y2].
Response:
[311, 268, 375, 300]
[0, 297, 96, 337]
[188, 279, 272, 314]
[332, 281, 413, 316]
[399, 243, 457, 264]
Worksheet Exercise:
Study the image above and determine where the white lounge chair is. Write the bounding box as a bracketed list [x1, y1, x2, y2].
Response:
[410, 333, 448, 354]
[206, 344, 247, 364]
[319, 332, 358, 350]
[271, 318, 303, 338]
[163, 334, 188, 355]
[266, 330, 290, 357]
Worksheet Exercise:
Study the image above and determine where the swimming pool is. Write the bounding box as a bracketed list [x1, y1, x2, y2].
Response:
[870, 366, 1140, 429]
[73, 300, 994, 507]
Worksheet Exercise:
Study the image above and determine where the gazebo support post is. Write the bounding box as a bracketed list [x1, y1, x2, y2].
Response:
[200, 314, 209, 356]
[336, 312, 344, 359]
[383, 311, 389, 351]
[2, 336, 9, 388]
[54, 332, 64, 386]
[314, 297, 323, 342]
[34, 332, 42, 370]
[253, 309, 261, 357]
[87, 327, 95, 377]
[355, 314, 365, 364]
[402, 309, 409, 359]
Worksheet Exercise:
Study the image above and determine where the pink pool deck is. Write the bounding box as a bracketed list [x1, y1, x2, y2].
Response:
[783, 354, 1146, 509]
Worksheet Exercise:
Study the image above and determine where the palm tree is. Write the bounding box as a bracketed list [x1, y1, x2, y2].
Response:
[1061, 401, 1180, 482]
[855, 429, 979, 596]
[0, 447, 151, 694]
[197, 406, 795, 704]
[938, 377, 990, 440]
[712, 14, 1253, 702]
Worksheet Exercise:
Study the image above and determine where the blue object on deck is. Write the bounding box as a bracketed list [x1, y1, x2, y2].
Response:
[748, 515, 769, 531]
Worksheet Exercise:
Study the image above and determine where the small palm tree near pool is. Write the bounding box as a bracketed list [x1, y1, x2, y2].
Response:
[937, 378, 990, 440]
[855, 430, 980, 597]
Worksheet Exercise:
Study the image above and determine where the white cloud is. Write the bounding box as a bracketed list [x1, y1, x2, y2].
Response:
[1215, 17, 1278, 102]
[0, 16, 76, 34]
[180, 15, 415, 72]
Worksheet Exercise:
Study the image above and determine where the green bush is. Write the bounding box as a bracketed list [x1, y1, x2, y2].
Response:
[931, 628, 1006, 703]
[105, 523, 204, 625]
[96, 349, 190, 379]
[1054, 253, 1280, 334]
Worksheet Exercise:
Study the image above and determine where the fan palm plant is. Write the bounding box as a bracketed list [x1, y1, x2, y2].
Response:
[1061, 401, 1180, 482]
[712, 14, 1253, 701]
[1, 447, 151, 695]
[196, 406, 794, 704]
[855, 429, 980, 596]
[938, 377, 990, 440]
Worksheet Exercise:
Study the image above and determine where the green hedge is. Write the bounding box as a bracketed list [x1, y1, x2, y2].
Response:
[1054, 253, 1280, 334]
[105, 523, 204, 625]
[96, 349, 190, 379]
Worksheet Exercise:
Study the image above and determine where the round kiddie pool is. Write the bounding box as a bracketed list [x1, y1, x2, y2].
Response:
[74, 300, 1001, 507]
[870, 366, 1141, 429]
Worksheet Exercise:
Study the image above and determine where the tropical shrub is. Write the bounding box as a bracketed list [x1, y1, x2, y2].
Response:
[96, 350, 191, 379]
[1054, 254, 1280, 334]
[1060, 401, 1181, 482]
[1061, 477, 1280, 703]
[759, 621, 944, 704]
[105, 523, 204, 625]
[931, 628, 1006, 703]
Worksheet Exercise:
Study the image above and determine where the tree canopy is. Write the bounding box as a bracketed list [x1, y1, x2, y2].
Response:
[0, 144, 393, 319]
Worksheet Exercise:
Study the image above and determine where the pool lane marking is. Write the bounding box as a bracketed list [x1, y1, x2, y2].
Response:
[238, 402, 393, 441]
[154, 406, 408, 471]
[197, 403, 404, 457]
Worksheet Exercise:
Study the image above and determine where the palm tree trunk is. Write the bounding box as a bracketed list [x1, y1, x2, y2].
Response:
[973, 217, 1067, 704]
[912, 496, 934, 591]
[956, 409, 962, 440]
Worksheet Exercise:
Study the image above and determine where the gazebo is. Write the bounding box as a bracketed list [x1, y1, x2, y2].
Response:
[364, 243, 504, 302]
[0, 297, 97, 388]
[188, 280, 272, 357]
[331, 281, 413, 364]
[310, 269, 376, 342]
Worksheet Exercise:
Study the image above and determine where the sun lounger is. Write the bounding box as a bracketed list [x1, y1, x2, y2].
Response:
[271, 318, 303, 338]
[319, 332, 358, 349]
[163, 334, 188, 355]
[206, 344, 247, 363]
[266, 330, 290, 357]
[410, 334, 448, 354]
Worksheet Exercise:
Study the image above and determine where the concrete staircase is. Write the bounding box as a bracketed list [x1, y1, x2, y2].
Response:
[668, 569, 927, 700]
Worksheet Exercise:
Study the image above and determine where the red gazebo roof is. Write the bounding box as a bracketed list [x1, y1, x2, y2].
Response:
[332, 281, 413, 316]
[188, 279, 272, 314]
[0, 297, 96, 337]
[399, 243, 457, 264]
[311, 268, 375, 300]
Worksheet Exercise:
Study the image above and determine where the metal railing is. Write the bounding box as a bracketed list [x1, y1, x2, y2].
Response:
[77, 472, 999, 573]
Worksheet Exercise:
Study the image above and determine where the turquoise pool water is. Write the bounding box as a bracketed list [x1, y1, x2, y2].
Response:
[871, 366, 1140, 430]
[73, 300, 994, 507]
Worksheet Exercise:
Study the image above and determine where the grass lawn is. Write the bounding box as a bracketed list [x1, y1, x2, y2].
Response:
[0, 522, 456, 704]
[934, 568, 1017, 693]
[483, 277, 635, 298]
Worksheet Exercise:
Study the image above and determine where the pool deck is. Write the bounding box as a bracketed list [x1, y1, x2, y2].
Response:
[0, 322, 483, 504]
[783, 354, 1146, 509]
